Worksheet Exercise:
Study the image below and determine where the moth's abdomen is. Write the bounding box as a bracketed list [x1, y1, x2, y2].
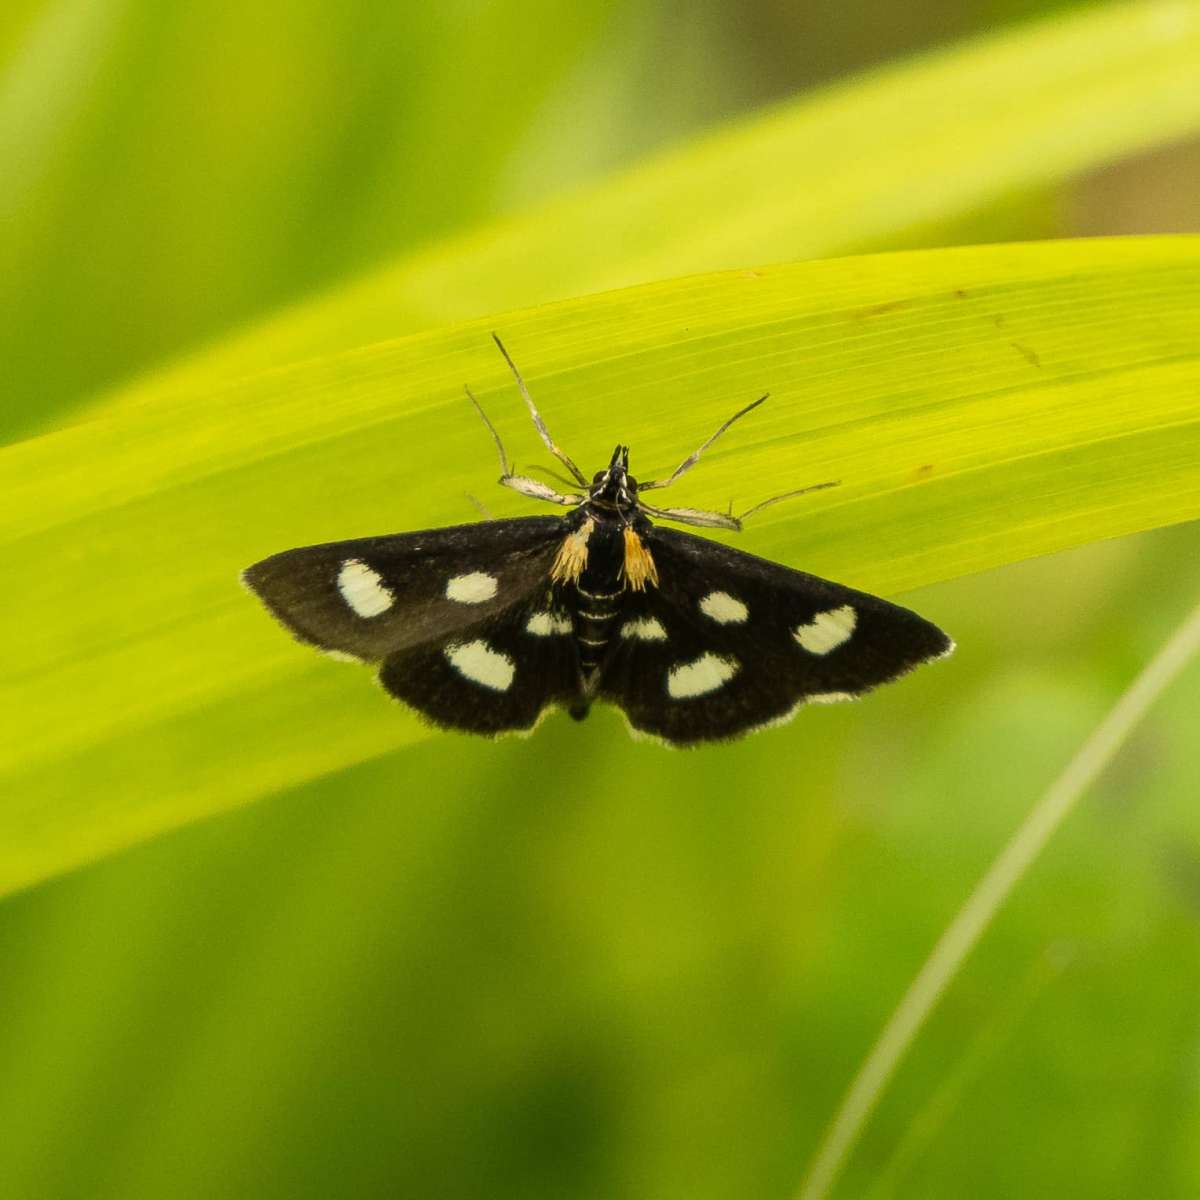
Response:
[572, 584, 623, 674]
[569, 519, 632, 676]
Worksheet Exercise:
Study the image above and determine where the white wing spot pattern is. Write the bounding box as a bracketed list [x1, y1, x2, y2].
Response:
[525, 611, 573, 636]
[621, 616, 668, 641]
[699, 590, 748, 624]
[444, 639, 515, 692]
[446, 572, 499, 603]
[337, 559, 394, 618]
[794, 605, 856, 654]
[667, 653, 739, 699]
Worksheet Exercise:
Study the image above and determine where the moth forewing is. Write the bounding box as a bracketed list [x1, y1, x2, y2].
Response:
[242, 517, 563, 662]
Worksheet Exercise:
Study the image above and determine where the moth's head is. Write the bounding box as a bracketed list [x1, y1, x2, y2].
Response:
[590, 444, 638, 507]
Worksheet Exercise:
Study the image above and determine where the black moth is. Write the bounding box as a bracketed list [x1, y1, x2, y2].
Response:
[243, 336, 952, 745]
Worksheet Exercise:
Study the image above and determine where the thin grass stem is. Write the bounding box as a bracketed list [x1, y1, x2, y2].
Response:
[797, 598, 1200, 1200]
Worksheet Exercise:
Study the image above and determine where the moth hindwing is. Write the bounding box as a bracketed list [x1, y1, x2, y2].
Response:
[243, 336, 953, 744]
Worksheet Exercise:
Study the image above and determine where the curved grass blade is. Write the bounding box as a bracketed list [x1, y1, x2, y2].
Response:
[1, 236, 1198, 897]
[87, 0, 1200, 412]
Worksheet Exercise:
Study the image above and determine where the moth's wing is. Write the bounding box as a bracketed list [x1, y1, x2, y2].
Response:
[598, 525, 952, 745]
[243, 517, 564, 661]
[380, 594, 582, 737]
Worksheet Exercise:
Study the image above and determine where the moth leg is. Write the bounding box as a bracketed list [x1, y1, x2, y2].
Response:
[500, 474, 585, 507]
[465, 492, 494, 520]
[465, 384, 515, 475]
[640, 478, 840, 531]
[639, 393, 768, 492]
[467, 384, 585, 508]
[638, 500, 743, 531]
[521, 463, 588, 491]
[737, 479, 839, 521]
[492, 332, 589, 487]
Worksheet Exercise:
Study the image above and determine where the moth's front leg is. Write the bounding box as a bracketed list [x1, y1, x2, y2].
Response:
[500, 474, 586, 508]
[637, 500, 742, 531]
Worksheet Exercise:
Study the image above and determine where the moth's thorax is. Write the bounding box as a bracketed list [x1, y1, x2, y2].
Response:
[574, 515, 630, 593]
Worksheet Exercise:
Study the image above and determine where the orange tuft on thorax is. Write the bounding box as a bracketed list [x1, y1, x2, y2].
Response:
[622, 527, 659, 591]
[551, 518, 594, 584]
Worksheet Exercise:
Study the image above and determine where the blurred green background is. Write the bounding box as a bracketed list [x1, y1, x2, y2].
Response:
[3, 2, 1200, 1197]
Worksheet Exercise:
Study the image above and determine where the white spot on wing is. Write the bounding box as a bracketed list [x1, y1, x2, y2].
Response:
[526, 611, 572, 636]
[446, 572, 498, 604]
[699, 591, 748, 624]
[794, 605, 856, 654]
[337, 559, 393, 618]
[621, 616, 667, 641]
[807, 691, 853, 704]
[667, 653, 738, 699]
[444, 639, 514, 692]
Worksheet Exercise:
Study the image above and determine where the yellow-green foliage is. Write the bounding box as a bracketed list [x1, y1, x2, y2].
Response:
[3, 235, 1199, 895]
[2, 3, 1200, 1198]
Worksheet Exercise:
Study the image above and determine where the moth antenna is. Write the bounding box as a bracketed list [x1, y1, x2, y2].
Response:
[492, 332, 589, 487]
[738, 479, 840, 522]
[640, 393, 769, 492]
[465, 384, 512, 476]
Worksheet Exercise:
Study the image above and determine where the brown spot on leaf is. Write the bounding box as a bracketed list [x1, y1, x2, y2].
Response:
[854, 297, 912, 319]
[1011, 341, 1042, 368]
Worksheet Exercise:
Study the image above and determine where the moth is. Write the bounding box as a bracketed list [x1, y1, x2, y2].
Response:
[243, 336, 952, 745]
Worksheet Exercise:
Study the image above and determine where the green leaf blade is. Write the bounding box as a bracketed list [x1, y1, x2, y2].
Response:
[84, 0, 1200, 410]
[2, 236, 1198, 897]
